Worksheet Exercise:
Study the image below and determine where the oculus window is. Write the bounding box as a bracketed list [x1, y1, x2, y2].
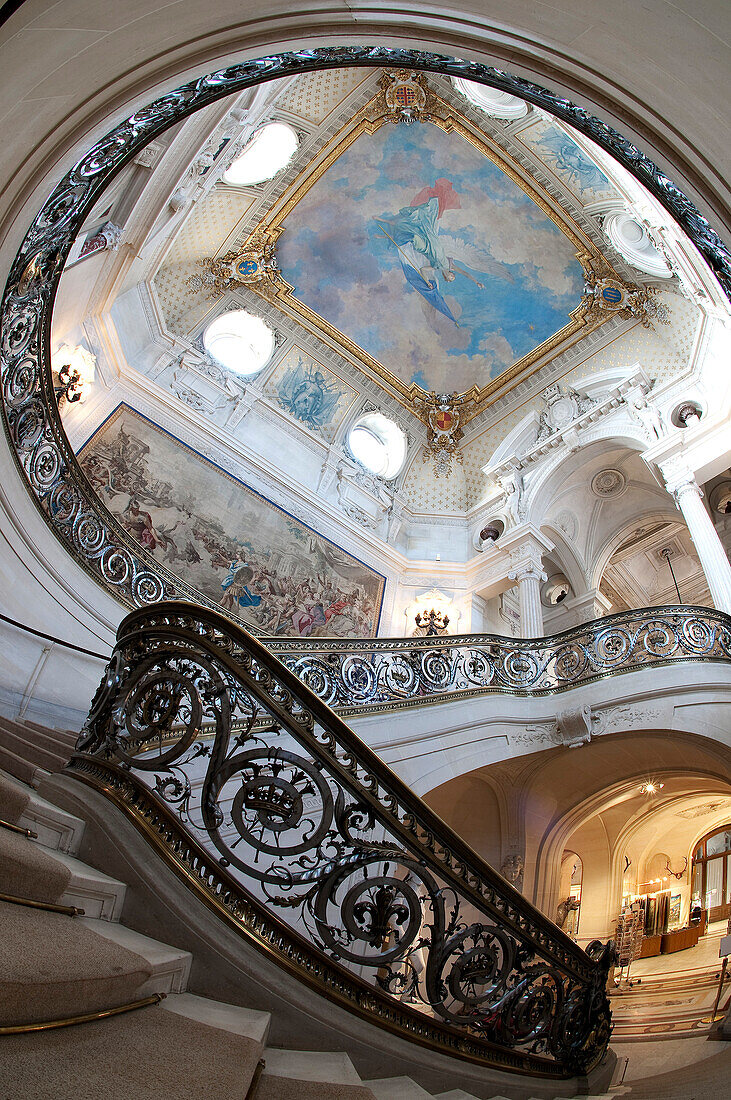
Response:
[223, 122, 298, 187]
[348, 412, 407, 479]
[203, 310, 275, 377]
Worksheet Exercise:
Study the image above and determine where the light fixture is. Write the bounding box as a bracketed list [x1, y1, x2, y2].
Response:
[203, 310, 275, 377]
[223, 122, 298, 187]
[409, 588, 457, 638]
[639, 780, 665, 795]
[51, 344, 96, 405]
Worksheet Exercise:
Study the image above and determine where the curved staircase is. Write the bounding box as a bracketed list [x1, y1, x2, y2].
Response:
[0, 722, 617, 1100]
[1, 716, 729, 1097]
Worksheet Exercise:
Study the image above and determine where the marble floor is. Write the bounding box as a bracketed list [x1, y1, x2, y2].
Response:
[609, 924, 730, 1044]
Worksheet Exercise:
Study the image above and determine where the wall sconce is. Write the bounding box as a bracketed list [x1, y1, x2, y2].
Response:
[51, 344, 96, 406]
[415, 607, 450, 636]
[410, 588, 455, 637]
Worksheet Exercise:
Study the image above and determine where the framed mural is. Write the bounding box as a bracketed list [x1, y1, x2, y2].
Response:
[79, 405, 385, 638]
[237, 72, 613, 420]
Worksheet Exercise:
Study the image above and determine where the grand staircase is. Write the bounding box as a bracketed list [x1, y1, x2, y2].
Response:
[1, 602, 728, 1099]
[1, 747, 617, 1100]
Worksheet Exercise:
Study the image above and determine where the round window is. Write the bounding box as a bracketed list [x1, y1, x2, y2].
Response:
[203, 310, 275, 376]
[347, 413, 407, 479]
[223, 122, 298, 187]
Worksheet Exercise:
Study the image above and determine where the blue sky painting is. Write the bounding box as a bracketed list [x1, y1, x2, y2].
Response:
[277, 123, 585, 394]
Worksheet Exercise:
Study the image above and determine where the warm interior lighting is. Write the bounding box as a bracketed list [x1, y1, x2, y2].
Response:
[203, 310, 275, 377]
[51, 343, 96, 403]
[223, 122, 298, 187]
[639, 780, 665, 795]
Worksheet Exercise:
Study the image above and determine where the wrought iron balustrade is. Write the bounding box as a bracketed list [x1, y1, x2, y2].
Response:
[70, 601, 613, 1079]
[266, 606, 731, 715]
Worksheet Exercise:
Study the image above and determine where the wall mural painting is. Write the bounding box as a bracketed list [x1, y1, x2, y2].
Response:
[264, 347, 357, 441]
[517, 119, 615, 203]
[79, 406, 385, 638]
[277, 122, 586, 394]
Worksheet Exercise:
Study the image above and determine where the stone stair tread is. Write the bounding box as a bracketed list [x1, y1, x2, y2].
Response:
[0, 742, 45, 786]
[162, 990, 270, 1042]
[78, 916, 192, 995]
[22, 719, 78, 744]
[41, 846, 127, 920]
[263, 1049, 363, 1084]
[1, 766, 84, 852]
[0, 997, 265, 1099]
[433, 1091, 484, 1099]
[0, 725, 67, 770]
[19, 788, 85, 853]
[366, 1077, 434, 1098]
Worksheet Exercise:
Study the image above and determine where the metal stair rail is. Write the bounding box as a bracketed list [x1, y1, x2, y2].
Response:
[68, 601, 613, 1080]
[266, 605, 731, 715]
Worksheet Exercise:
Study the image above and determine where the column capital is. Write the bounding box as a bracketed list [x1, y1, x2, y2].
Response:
[658, 456, 699, 499]
[508, 562, 547, 585]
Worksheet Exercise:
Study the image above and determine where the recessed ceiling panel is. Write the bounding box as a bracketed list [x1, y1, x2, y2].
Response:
[277, 121, 585, 394]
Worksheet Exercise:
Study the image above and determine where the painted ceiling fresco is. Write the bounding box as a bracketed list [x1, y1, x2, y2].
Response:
[277, 121, 586, 395]
[79, 406, 385, 638]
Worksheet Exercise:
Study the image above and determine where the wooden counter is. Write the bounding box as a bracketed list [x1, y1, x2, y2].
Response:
[661, 926, 700, 954]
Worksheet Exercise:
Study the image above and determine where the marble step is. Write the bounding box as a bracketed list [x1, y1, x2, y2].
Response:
[78, 917, 192, 996]
[367, 1078, 435, 1099]
[41, 846, 127, 920]
[162, 990, 270, 1042]
[17, 785, 85, 854]
[262, 1049, 364, 1085]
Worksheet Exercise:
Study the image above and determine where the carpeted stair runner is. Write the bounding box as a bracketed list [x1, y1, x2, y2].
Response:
[1, 900, 153, 1025]
[0, 770, 31, 822]
[0, 1001, 265, 1100]
[0, 716, 72, 774]
[0, 828, 72, 903]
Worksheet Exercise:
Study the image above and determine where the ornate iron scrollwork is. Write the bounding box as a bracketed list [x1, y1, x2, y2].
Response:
[267, 606, 731, 714]
[1, 49, 730, 620]
[71, 601, 614, 1077]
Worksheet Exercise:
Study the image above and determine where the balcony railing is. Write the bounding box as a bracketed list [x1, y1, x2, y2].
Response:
[266, 606, 731, 715]
[69, 601, 613, 1079]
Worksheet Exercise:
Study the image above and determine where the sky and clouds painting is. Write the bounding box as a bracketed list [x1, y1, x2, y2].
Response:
[277, 123, 585, 394]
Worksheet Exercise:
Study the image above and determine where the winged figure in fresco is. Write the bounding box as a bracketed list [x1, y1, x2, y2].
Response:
[373, 178, 512, 324]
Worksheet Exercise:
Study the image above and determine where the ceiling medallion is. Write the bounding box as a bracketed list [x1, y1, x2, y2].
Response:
[380, 70, 432, 124]
[190, 229, 280, 298]
[591, 468, 627, 498]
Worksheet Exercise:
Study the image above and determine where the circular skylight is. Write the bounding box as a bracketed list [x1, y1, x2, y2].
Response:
[203, 310, 275, 376]
[223, 122, 298, 187]
[348, 413, 407, 479]
[451, 78, 529, 120]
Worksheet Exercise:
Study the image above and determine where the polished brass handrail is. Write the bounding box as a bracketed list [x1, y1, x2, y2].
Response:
[0, 892, 84, 917]
[0, 994, 165, 1035]
[0, 819, 38, 839]
[69, 600, 614, 1078]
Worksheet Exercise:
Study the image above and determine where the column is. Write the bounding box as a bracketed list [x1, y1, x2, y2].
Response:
[508, 560, 547, 637]
[667, 468, 731, 614]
